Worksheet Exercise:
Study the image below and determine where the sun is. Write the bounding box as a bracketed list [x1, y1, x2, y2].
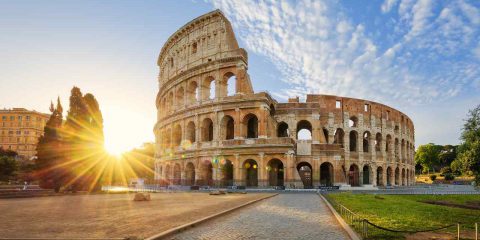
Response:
[105, 142, 126, 157]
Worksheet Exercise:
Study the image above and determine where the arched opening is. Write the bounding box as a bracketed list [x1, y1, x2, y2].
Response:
[297, 120, 312, 140]
[220, 115, 235, 140]
[164, 128, 171, 148]
[192, 42, 197, 54]
[187, 81, 199, 105]
[348, 116, 358, 127]
[395, 138, 399, 159]
[320, 162, 334, 186]
[168, 92, 174, 112]
[185, 162, 195, 186]
[186, 121, 196, 144]
[323, 128, 329, 143]
[401, 139, 405, 162]
[363, 131, 370, 152]
[377, 167, 384, 186]
[386, 135, 392, 154]
[395, 167, 400, 185]
[401, 168, 406, 186]
[277, 122, 289, 137]
[201, 118, 213, 142]
[164, 165, 171, 184]
[269, 104, 275, 116]
[349, 131, 358, 152]
[267, 159, 284, 187]
[176, 87, 184, 107]
[363, 165, 370, 184]
[224, 72, 236, 96]
[244, 114, 258, 139]
[297, 162, 313, 188]
[349, 164, 360, 186]
[201, 161, 213, 186]
[204, 76, 216, 100]
[387, 167, 392, 186]
[173, 124, 182, 147]
[334, 128, 345, 148]
[173, 163, 181, 185]
[375, 133, 382, 152]
[222, 160, 234, 186]
[406, 169, 410, 185]
[243, 159, 258, 187]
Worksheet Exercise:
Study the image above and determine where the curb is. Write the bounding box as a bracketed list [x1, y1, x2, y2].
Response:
[145, 193, 278, 240]
[318, 194, 361, 240]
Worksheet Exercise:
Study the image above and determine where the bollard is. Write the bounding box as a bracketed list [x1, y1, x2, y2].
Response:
[457, 223, 460, 240]
[476, 222, 478, 240]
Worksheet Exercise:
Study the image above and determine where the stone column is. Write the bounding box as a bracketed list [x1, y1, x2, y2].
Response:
[258, 107, 267, 138]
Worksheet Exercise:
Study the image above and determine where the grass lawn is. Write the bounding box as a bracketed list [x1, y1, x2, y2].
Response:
[327, 193, 480, 239]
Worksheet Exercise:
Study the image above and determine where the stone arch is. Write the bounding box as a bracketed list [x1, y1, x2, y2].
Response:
[176, 87, 184, 107]
[395, 167, 400, 185]
[395, 138, 400, 159]
[402, 168, 406, 186]
[220, 115, 235, 140]
[187, 81, 199, 105]
[297, 120, 312, 140]
[334, 128, 345, 147]
[320, 162, 334, 186]
[323, 128, 329, 143]
[165, 164, 171, 184]
[349, 164, 360, 186]
[349, 130, 358, 152]
[201, 118, 213, 142]
[168, 92, 174, 112]
[243, 159, 258, 187]
[349, 116, 358, 127]
[164, 128, 172, 148]
[363, 131, 371, 153]
[243, 113, 258, 139]
[267, 159, 284, 187]
[173, 163, 181, 185]
[277, 121, 289, 137]
[375, 133, 382, 152]
[363, 164, 371, 185]
[203, 76, 216, 100]
[376, 166, 384, 186]
[297, 162, 313, 188]
[186, 121, 196, 144]
[185, 162, 195, 186]
[173, 124, 182, 147]
[386, 134, 392, 154]
[401, 139, 405, 162]
[200, 160, 213, 186]
[406, 169, 410, 186]
[222, 159, 234, 186]
[386, 167, 392, 186]
[223, 72, 236, 97]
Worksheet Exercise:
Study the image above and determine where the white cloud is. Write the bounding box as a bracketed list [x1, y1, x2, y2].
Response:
[381, 0, 398, 13]
[211, 0, 480, 108]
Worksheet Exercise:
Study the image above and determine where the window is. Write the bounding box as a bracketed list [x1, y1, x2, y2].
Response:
[192, 42, 197, 54]
[335, 100, 341, 109]
[18, 116, 22, 121]
[1, 116, 6, 121]
[24, 131, 29, 135]
[16, 130, 21, 135]
[26, 116, 30, 121]
[8, 131, 13, 135]
[364, 104, 369, 112]
[10, 116, 14, 121]
[386, 110, 390, 120]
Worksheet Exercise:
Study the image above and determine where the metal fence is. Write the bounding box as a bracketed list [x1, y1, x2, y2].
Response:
[322, 193, 479, 240]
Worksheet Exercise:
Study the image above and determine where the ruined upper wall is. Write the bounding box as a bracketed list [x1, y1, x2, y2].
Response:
[157, 10, 244, 85]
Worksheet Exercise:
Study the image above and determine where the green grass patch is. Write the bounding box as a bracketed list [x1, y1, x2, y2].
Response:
[327, 193, 480, 239]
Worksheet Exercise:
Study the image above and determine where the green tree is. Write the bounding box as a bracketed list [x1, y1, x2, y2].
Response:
[454, 105, 480, 185]
[438, 145, 457, 167]
[0, 155, 18, 181]
[36, 99, 64, 192]
[414, 143, 442, 173]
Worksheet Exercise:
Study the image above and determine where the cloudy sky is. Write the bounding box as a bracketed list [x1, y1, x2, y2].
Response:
[0, 0, 479, 152]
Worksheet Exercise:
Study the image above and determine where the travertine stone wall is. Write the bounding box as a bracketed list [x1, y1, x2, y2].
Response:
[154, 10, 416, 188]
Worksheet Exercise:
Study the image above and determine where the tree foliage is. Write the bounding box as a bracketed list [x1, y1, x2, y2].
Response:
[414, 143, 443, 172]
[0, 155, 18, 181]
[453, 105, 480, 185]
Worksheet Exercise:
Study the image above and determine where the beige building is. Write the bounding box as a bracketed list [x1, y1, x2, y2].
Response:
[0, 108, 50, 160]
[154, 10, 415, 188]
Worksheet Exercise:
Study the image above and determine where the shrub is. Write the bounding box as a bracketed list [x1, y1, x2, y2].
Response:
[444, 173, 455, 181]
[440, 167, 452, 177]
[429, 174, 437, 181]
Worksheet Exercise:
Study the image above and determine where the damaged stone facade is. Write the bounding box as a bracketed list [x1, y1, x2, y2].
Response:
[154, 10, 415, 188]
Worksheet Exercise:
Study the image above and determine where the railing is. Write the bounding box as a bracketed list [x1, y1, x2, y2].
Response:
[322, 193, 479, 239]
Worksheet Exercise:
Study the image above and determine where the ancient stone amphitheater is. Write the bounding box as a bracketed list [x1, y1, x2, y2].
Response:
[154, 10, 415, 189]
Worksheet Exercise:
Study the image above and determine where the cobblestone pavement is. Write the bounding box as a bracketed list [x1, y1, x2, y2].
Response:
[168, 193, 350, 240]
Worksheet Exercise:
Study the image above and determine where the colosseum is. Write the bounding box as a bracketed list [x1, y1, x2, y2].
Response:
[153, 10, 415, 189]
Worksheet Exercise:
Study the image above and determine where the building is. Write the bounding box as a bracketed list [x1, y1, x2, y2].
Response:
[153, 10, 415, 188]
[0, 108, 50, 160]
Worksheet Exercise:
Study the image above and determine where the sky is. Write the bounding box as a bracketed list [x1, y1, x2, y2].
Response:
[0, 0, 479, 153]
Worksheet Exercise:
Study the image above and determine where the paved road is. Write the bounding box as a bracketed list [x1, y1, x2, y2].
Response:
[168, 193, 350, 240]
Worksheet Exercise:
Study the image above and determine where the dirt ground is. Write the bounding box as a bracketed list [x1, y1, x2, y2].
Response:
[0, 192, 273, 239]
